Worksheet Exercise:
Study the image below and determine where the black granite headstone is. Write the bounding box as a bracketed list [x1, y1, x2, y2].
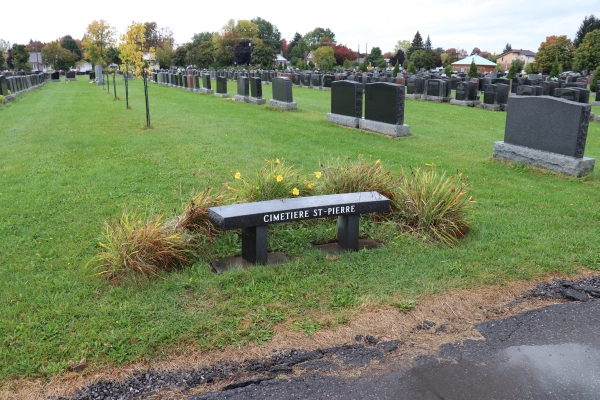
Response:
[426, 79, 444, 96]
[311, 74, 322, 87]
[495, 84, 509, 104]
[517, 85, 535, 96]
[202, 74, 211, 90]
[364, 83, 405, 125]
[331, 81, 363, 118]
[0, 76, 7, 96]
[455, 82, 468, 101]
[504, 96, 591, 158]
[483, 84, 497, 104]
[272, 77, 293, 102]
[250, 77, 262, 98]
[323, 75, 334, 88]
[237, 76, 249, 96]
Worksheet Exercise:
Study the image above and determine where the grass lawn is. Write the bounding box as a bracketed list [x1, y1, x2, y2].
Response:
[1, 77, 599, 382]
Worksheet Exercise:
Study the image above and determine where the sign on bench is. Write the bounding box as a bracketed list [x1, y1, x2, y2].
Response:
[208, 192, 390, 272]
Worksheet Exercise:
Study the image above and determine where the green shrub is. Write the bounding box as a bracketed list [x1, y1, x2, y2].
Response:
[591, 66, 600, 92]
[88, 208, 193, 284]
[0, 95, 4, 104]
[392, 166, 473, 246]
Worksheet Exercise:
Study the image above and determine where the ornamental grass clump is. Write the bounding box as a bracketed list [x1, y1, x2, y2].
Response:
[89, 208, 192, 284]
[176, 188, 228, 238]
[392, 166, 473, 246]
[231, 158, 311, 202]
[317, 156, 396, 210]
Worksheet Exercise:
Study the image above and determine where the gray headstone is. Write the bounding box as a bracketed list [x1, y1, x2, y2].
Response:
[237, 76, 249, 96]
[504, 96, 591, 158]
[272, 77, 293, 102]
[216, 76, 227, 94]
[250, 77, 262, 98]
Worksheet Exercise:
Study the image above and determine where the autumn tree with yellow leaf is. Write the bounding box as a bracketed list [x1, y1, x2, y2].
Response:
[82, 19, 116, 67]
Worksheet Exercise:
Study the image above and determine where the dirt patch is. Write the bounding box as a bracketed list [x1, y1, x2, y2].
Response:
[2, 270, 597, 400]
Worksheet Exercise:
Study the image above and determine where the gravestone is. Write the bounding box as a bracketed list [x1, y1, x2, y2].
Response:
[302, 73, 311, 87]
[541, 81, 559, 96]
[396, 76, 405, 85]
[311, 73, 322, 89]
[234, 76, 249, 102]
[493, 96, 594, 177]
[66, 71, 76, 80]
[248, 77, 265, 105]
[517, 85, 536, 96]
[51, 71, 60, 82]
[496, 84, 509, 104]
[0, 76, 8, 96]
[95, 66, 103, 85]
[201, 74, 213, 94]
[214, 76, 229, 98]
[327, 81, 363, 128]
[323, 75, 334, 89]
[359, 83, 410, 137]
[483, 84, 497, 105]
[269, 77, 296, 110]
[553, 88, 580, 102]
[423, 79, 449, 102]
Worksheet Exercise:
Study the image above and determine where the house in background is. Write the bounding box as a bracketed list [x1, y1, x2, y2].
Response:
[452, 54, 497, 73]
[498, 49, 535, 72]
[274, 54, 288, 67]
[28, 52, 50, 71]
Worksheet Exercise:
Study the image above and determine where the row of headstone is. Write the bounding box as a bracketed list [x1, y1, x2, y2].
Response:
[327, 81, 409, 137]
[0, 72, 47, 100]
[234, 76, 266, 105]
[153, 70, 215, 94]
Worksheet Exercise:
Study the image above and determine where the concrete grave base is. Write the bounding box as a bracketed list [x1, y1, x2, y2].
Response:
[234, 95, 247, 102]
[269, 99, 297, 110]
[51, 79, 61, 83]
[246, 97, 266, 105]
[589, 112, 595, 122]
[200, 88, 214, 94]
[314, 239, 382, 255]
[211, 252, 288, 274]
[405, 94, 421, 100]
[321, 87, 331, 91]
[493, 141, 595, 177]
[358, 119, 411, 137]
[590, 101, 600, 106]
[327, 113, 359, 128]
[480, 103, 507, 111]
[422, 95, 451, 103]
[214, 93, 230, 98]
[596, 116, 600, 123]
[450, 99, 481, 107]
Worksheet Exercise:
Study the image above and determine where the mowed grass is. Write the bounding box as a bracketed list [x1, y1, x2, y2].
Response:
[1, 77, 599, 381]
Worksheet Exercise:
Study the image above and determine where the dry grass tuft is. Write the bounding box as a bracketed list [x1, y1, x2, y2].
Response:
[175, 188, 227, 237]
[88, 208, 192, 284]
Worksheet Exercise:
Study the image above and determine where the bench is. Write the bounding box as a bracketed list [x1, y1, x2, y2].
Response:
[208, 191, 390, 272]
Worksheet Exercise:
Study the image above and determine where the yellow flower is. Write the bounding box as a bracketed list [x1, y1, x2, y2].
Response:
[292, 188, 299, 196]
[235, 171, 241, 179]
[376, 159, 381, 165]
[276, 158, 281, 164]
[314, 171, 322, 179]
[306, 182, 315, 189]
[276, 175, 283, 182]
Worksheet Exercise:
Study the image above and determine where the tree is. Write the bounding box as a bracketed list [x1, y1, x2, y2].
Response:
[190, 41, 214, 68]
[312, 46, 335, 70]
[408, 62, 416, 74]
[172, 45, 188, 67]
[511, 58, 524, 73]
[11, 44, 31, 71]
[407, 31, 424, 59]
[590, 65, 600, 92]
[444, 64, 452, 76]
[503, 43, 512, 53]
[524, 62, 534, 74]
[574, 15, 600, 48]
[536, 35, 575, 73]
[290, 38, 309, 66]
[409, 49, 434, 71]
[60, 35, 82, 60]
[82, 20, 116, 66]
[251, 43, 273, 68]
[468, 59, 478, 78]
[287, 32, 302, 59]
[393, 39, 411, 54]
[367, 46, 386, 68]
[332, 44, 357, 66]
[303, 28, 336, 50]
[234, 39, 253, 65]
[188, 31, 214, 51]
[389, 49, 405, 67]
[251, 17, 282, 52]
[549, 57, 560, 78]
[106, 46, 120, 65]
[119, 22, 153, 77]
[573, 29, 600, 72]
[424, 35, 432, 51]
[0, 51, 4, 68]
[392, 60, 400, 77]
[506, 64, 517, 79]
[41, 41, 76, 70]
[156, 41, 172, 69]
[471, 47, 480, 55]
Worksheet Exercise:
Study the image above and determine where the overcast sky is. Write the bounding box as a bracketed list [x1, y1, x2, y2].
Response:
[2, 1, 593, 55]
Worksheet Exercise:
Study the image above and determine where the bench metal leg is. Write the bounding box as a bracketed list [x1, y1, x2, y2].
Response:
[337, 214, 360, 251]
[242, 225, 268, 265]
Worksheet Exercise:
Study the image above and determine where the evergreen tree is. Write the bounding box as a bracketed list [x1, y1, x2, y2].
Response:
[392, 60, 400, 77]
[408, 62, 416, 74]
[574, 14, 600, 47]
[502, 43, 512, 54]
[506, 64, 517, 79]
[468, 59, 478, 78]
[424, 35, 432, 51]
[411, 31, 423, 50]
[60, 35, 82, 60]
[590, 65, 600, 92]
[549, 57, 560, 78]
[444, 64, 452, 76]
